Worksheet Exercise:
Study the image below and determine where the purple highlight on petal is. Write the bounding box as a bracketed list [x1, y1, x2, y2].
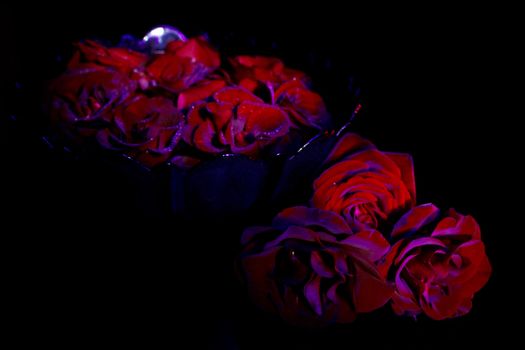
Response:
[391, 203, 441, 238]
[311, 251, 335, 278]
[304, 275, 323, 316]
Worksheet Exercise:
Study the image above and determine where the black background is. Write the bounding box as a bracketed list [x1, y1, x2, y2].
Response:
[2, 4, 513, 348]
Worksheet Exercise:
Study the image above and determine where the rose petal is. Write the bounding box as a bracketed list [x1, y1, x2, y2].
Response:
[192, 120, 224, 153]
[352, 259, 393, 313]
[432, 212, 481, 239]
[147, 54, 210, 92]
[304, 275, 323, 316]
[273, 206, 352, 234]
[264, 226, 336, 250]
[177, 79, 226, 110]
[325, 282, 357, 323]
[311, 251, 336, 278]
[461, 255, 492, 296]
[227, 101, 290, 155]
[385, 152, 416, 203]
[275, 80, 329, 129]
[391, 203, 441, 238]
[395, 237, 447, 265]
[341, 229, 390, 262]
[68, 40, 147, 74]
[168, 36, 220, 68]
[214, 86, 263, 105]
[392, 253, 421, 315]
[240, 246, 282, 313]
[323, 133, 375, 165]
[236, 101, 290, 135]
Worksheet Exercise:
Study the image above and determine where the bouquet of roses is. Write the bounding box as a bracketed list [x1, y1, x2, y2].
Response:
[46, 26, 491, 326]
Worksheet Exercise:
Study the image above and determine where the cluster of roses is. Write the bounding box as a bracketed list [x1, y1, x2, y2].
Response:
[239, 133, 492, 326]
[48, 37, 328, 168]
[48, 34, 491, 327]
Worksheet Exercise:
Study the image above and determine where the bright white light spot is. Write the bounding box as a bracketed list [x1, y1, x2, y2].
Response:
[143, 27, 165, 40]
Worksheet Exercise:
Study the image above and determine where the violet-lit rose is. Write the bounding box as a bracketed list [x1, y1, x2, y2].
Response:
[229, 56, 329, 130]
[379, 204, 492, 320]
[48, 67, 135, 139]
[146, 36, 220, 93]
[97, 94, 184, 167]
[68, 40, 148, 75]
[275, 80, 329, 129]
[239, 206, 393, 326]
[312, 133, 416, 231]
[183, 87, 291, 156]
[229, 55, 307, 92]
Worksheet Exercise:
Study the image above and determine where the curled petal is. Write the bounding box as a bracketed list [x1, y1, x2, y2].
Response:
[167, 36, 220, 69]
[391, 203, 441, 238]
[310, 251, 336, 278]
[304, 275, 323, 316]
[177, 79, 226, 110]
[432, 211, 481, 239]
[385, 152, 416, 203]
[342, 229, 390, 262]
[323, 133, 375, 165]
[395, 237, 447, 265]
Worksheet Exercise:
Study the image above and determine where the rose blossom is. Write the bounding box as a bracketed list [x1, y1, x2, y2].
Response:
[67, 40, 147, 75]
[146, 36, 220, 93]
[183, 87, 291, 156]
[239, 206, 393, 326]
[229, 56, 329, 129]
[96, 94, 184, 167]
[312, 133, 416, 231]
[229, 55, 307, 91]
[379, 204, 492, 320]
[274, 80, 329, 129]
[48, 67, 135, 139]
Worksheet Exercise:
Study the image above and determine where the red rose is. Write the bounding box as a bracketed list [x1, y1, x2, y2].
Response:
[183, 87, 291, 156]
[146, 37, 220, 92]
[312, 133, 416, 231]
[68, 40, 147, 75]
[96, 94, 184, 167]
[229, 56, 329, 130]
[239, 206, 393, 326]
[230, 55, 307, 91]
[275, 80, 329, 129]
[379, 204, 492, 320]
[49, 67, 135, 139]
